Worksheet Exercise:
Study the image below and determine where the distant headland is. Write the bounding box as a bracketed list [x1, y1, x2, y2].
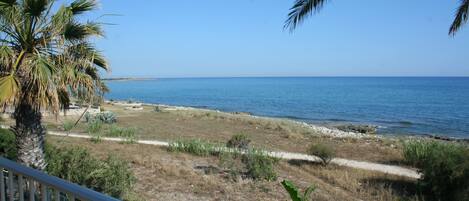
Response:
[102, 77, 156, 81]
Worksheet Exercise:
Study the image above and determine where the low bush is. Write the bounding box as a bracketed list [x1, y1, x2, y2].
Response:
[403, 140, 469, 201]
[226, 133, 251, 149]
[0, 128, 16, 160]
[241, 149, 278, 181]
[45, 145, 135, 199]
[281, 180, 316, 201]
[307, 143, 336, 165]
[85, 112, 117, 124]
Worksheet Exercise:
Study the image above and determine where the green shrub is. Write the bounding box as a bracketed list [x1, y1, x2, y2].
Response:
[45, 145, 135, 199]
[0, 128, 16, 160]
[168, 139, 219, 156]
[403, 140, 469, 201]
[226, 133, 251, 149]
[62, 120, 75, 132]
[85, 112, 116, 124]
[242, 149, 278, 181]
[218, 151, 242, 181]
[281, 180, 315, 201]
[307, 143, 336, 165]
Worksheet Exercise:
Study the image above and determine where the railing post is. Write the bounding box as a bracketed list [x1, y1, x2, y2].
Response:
[41, 184, 47, 201]
[29, 180, 35, 201]
[0, 168, 5, 201]
[19, 175, 24, 201]
[55, 189, 60, 201]
[8, 171, 13, 201]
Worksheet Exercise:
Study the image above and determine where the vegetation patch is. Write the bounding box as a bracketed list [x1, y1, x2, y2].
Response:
[241, 149, 278, 181]
[169, 138, 278, 181]
[281, 180, 315, 201]
[107, 125, 137, 143]
[0, 128, 16, 159]
[45, 145, 136, 199]
[62, 120, 75, 132]
[85, 111, 117, 124]
[307, 143, 336, 165]
[226, 133, 251, 149]
[168, 139, 220, 156]
[403, 140, 469, 201]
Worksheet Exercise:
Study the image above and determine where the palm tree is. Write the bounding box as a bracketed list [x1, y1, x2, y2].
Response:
[285, 0, 469, 35]
[0, 0, 108, 170]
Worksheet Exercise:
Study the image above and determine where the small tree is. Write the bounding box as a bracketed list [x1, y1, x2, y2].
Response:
[307, 143, 335, 165]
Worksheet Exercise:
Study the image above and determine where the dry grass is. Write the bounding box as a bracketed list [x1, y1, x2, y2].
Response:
[47, 136, 420, 201]
[41, 103, 404, 165]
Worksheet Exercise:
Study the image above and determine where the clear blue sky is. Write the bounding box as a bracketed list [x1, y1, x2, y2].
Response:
[87, 0, 469, 78]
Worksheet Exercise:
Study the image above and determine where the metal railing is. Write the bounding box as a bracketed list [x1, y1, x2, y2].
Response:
[0, 157, 119, 201]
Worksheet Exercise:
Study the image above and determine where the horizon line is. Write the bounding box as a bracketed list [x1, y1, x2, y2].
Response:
[103, 75, 469, 80]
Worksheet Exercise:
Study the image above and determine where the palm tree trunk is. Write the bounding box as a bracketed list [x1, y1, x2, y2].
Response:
[12, 102, 46, 170]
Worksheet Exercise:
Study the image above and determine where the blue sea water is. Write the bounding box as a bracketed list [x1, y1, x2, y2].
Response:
[105, 77, 469, 138]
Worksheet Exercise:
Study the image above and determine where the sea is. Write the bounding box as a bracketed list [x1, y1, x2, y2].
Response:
[105, 77, 469, 139]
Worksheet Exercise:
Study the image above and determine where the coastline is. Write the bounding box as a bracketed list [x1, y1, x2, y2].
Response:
[107, 100, 377, 139]
[106, 100, 469, 142]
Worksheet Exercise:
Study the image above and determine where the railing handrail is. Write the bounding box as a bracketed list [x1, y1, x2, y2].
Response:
[0, 157, 120, 201]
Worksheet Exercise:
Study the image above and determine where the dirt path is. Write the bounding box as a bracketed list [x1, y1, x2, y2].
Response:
[48, 131, 421, 179]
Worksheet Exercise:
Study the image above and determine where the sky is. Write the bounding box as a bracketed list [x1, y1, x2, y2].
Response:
[84, 0, 469, 78]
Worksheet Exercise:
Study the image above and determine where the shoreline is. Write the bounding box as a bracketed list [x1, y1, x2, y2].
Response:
[107, 100, 379, 139]
[106, 100, 469, 142]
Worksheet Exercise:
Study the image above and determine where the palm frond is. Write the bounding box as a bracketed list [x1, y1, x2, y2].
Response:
[284, 0, 328, 31]
[63, 21, 103, 42]
[23, 0, 50, 17]
[0, 0, 16, 8]
[449, 0, 469, 35]
[0, 46, 14, 69]
[24, 55, 59, 111]
[69, 0, 97, 15]
[0, 75, 20, 105]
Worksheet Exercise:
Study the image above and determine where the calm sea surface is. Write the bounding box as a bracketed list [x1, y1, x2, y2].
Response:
[105, 77, 469, 138]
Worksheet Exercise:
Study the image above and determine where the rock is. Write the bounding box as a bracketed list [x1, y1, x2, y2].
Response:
[335, 124, 378, 134]
[231, 111, 252, 115]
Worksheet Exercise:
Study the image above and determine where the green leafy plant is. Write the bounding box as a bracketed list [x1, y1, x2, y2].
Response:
[281, 180, 315, 201]
[85, 112, 117, 124]
[403, 140, 469, 201]
[307, 143, 335, 165]
[45, 145, 136, 199]
[0, 128, 16, 160]
[242, 149, 278, 181]
[227, 133, 251, 149]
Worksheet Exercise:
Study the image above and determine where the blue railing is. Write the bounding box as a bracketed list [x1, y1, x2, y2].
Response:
[0, 157, 119, 201]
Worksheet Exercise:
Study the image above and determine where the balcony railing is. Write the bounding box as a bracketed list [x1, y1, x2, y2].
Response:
[0, 157, 119, 201]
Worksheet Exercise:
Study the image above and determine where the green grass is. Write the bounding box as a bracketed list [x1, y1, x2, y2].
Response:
[62, 120, 75, 131]
[403, 140, 469, 201]
[107, 125, 137, 143]
[168, 139, 220, 156]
